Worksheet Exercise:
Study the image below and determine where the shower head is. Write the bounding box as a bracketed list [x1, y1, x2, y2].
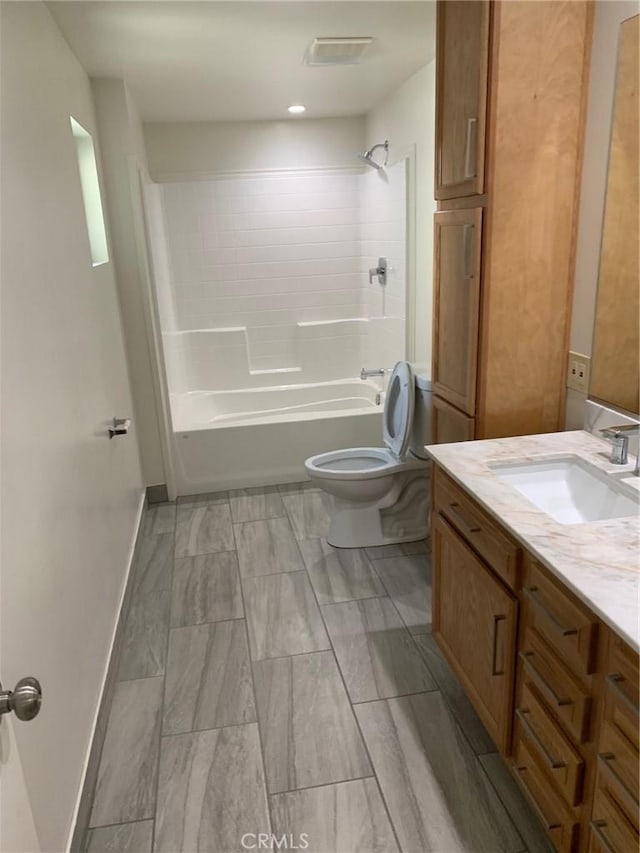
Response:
[357, 153, 383, 171]
[357, 140, 389, 170]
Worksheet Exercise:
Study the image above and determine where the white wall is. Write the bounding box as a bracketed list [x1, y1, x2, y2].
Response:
[0, 4, 144, 850]
[144, 116, 366, 178]
[361, 161, 408, 370]
[92, 79, 168, 487]
[157, 170, 370, 396]
[566, 1, 639, 428]
[365, 61, 436, 374]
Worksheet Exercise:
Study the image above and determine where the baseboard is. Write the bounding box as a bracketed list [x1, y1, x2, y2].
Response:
[146, 483, 168, 504]
[67, 491, 147, 853]
[175, 466, 312, 495]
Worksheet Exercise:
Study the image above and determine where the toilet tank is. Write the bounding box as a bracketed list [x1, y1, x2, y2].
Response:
[409, 373, 432, 459]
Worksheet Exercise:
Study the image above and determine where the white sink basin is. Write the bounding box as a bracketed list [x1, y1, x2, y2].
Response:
[490, 455, 639, 525]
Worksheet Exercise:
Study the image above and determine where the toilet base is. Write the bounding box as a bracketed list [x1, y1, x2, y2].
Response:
[326, 469, 431, 548]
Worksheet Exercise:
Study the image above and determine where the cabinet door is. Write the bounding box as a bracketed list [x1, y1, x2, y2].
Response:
[432, 208, 482, 415]
[432, 514, 517, 753]
[432, 394, 475, 444]
[435, 0, 490, 199]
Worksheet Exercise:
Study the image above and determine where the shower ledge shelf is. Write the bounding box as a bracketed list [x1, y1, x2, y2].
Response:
[297, 318, 368, 327]
[164, 326, 247, 335]
[249, 367, 302, 376]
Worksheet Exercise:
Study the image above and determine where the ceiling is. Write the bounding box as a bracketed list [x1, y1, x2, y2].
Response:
[48, 1, 436, 123]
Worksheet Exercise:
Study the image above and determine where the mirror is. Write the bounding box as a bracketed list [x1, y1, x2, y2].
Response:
[590, 14, 639, 414]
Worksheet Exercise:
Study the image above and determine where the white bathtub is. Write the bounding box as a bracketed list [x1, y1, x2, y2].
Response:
[170, 378, 384, 493]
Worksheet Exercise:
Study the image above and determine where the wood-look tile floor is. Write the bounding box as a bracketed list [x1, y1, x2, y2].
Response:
[86, 483, 553, 853]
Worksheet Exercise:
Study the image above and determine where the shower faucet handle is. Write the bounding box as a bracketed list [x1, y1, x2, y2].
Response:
[108, 416, 132, 439]
[368, 257, 387, 286]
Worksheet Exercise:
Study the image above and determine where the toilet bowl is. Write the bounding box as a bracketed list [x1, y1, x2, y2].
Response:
[305, 361, 432, 548]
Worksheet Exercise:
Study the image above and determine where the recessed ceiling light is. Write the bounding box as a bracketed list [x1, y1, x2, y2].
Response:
[288, 104, 306, 114]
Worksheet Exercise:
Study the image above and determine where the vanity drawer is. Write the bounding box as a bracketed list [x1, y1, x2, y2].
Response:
[523, 556, 598, 677]
[606, 634, 639, 752]
[516, 681, 585, 807]
[598, 719, 638, 819]
[519, 627, 591, 743]
[590, 768, 639, 852]
[513, 737, 579, 853]
[433, 468, 520, 589]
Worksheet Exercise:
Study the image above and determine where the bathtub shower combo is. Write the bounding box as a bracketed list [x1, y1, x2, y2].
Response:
[145, 152, 410, 493]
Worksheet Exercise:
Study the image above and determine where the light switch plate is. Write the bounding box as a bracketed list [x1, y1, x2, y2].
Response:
[567, 351, 591, 392]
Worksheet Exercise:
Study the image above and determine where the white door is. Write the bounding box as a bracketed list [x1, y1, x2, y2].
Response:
[0, 7, 146, 850]
[0, 716, 40, 852]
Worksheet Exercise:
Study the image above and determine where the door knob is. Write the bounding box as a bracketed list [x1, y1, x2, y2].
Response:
[0, 677, 42, 722]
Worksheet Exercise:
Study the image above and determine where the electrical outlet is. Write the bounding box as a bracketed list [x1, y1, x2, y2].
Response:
[567, 351, 591, 392]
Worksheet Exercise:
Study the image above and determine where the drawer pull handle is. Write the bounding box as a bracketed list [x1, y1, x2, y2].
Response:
[523, 586, 578, 636]
[589, 821, 616, 853]
[464, 117, 478, 179]
[519, 651, 573, 708]
[598, 753, 639, 807]
[447, 502, 481, 534]
[491, 615, 506, 676]
[515, 765, 562, 831]
[606, 673, 639, 717]
[462, 224, 474, 280]
[516, 708, 567, 770]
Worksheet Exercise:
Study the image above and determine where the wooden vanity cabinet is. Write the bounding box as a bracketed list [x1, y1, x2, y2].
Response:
[432, 207, 482, 416]
[432, 394, 475, 444]
[431, 1, 593, 443]
[432, 468, 520, 753]
[512, 555, 599, 851]
[435, 0, 490, 200]
[589, 635, 639, 853]
[431, 462, 640, 852]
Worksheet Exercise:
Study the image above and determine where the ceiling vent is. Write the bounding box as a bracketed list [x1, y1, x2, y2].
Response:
[303, 37, 374, 66]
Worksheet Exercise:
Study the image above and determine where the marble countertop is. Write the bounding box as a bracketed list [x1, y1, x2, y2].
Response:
[426, 430, 640, 652]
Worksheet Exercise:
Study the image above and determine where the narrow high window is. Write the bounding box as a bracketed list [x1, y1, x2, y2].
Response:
[70, 117, 109, 266]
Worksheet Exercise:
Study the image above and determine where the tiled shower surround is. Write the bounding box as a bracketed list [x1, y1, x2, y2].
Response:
[152, 166, 407, 395]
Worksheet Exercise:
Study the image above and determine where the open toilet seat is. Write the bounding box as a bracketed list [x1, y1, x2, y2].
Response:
[305, 446, 425, 481]
[303, 361, 431, 547]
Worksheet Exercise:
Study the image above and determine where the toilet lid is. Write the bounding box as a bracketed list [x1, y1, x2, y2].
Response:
[382, 361, 415, 458]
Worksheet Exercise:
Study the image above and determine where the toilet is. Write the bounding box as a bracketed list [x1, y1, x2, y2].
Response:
[305, 361, 432, 548]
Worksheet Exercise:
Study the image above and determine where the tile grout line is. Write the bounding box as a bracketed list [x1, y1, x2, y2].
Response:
[409, 631, 500, 760]
[85, 817, 154, 834]
[83, 505, 175, 850]
[298, 535, 406, 853]
[407, 633, 530, 848]
[269, 773, 377, 801]
[366, 550, 434, 637]
[167, 614, 247, 632]
[350, 688, 439, 708]
[476, 753, 530, 853]
[233, 515, 276, 838]
[149, 501, 180, 853]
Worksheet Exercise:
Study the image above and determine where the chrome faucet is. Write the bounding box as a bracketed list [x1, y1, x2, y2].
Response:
[361, 367, 385, 380]
[599, 424, 640, 475]
[368, 258, 387, 286]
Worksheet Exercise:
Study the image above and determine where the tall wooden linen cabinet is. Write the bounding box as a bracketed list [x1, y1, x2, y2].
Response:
[431, 0, 593, 443]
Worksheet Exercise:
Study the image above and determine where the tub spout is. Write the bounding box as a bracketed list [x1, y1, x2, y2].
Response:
[361, 367, 385, 380]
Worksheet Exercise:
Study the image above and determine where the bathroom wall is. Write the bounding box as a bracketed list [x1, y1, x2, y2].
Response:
[144, 116, 366, 178]
[92, 78, 169, 488]
[360, 160, 408, 371]
[0, 4, 144, 850]
[566, 0, 639, 429]
[156, 166, 404, 397]
[365, 61, 436, 373]
[144, 114, 410, 411]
